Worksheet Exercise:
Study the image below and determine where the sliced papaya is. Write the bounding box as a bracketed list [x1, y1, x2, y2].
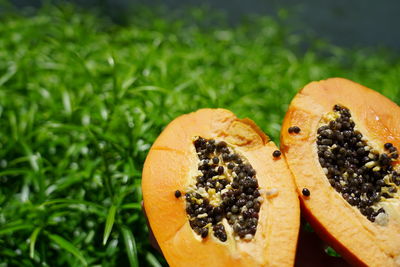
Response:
[281, 78, 400, 266]
[142, 108, 300, 267]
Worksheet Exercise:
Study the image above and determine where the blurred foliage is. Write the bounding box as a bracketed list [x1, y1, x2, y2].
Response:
[0, 2, 399, 266]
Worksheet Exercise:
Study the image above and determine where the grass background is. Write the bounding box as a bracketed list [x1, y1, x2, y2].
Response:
[0, 3, 399, 266]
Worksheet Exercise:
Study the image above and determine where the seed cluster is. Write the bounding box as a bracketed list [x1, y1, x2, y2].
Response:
[185, 137, 263, 242]
[317, 105, 400, 222]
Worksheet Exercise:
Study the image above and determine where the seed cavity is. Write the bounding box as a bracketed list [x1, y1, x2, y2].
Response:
[317, 104, 400, 223]
[185, 137, 262, 242]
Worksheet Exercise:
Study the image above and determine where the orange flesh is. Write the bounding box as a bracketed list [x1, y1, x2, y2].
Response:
[281, 78, 400, 267]
[142, 109, 300, 267]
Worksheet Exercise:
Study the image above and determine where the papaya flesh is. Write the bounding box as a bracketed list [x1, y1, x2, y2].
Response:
[281, 78, 400, 266]
[142, 108, 300, 267]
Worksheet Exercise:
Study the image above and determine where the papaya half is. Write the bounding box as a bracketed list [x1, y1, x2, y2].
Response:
[142, 109, 300, 267]
[281, 78, 400, 266]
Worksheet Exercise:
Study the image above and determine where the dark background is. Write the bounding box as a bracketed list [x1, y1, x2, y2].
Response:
[9, 0, 400, 50]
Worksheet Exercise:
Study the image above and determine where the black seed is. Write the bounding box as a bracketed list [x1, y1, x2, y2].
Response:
[247, 195, 254, 201]
[334, 104, 341, 111]
[227, 162, 235, 169]
[213, 225, 227, 242]
[249, 227, 257, 235]
[221, 146, 229, 153]
[175, 190, 182, 198]
[222, 153, 230, 161]
[251, 211, 259, 219]
[384, 143, 393, 149]
[237, 198, 246, 207]
[194, 137, 206, 148]
[231, 205, 239, 214]
[356, 147, 365, 156]
[217, 166, 224, 175]
[216, 141, 227, 150]
[233, 166, 241, 174]
[212, 157, 219, 164]
[197, 219, 207, 227]
[242, 178, 252, 188]
[334, 182, 343, 192]
[243, 210, 251, 218]
[230, 154, 239, 161]
[253, 202, 261, 212]
[361, 183, 373, 193]
[212, 206, 223, 215]
[247, 169, 256, 177]
[291, 126, 301, 134]
[324, 150, 333, 158]
[238, 229, 246, 238]
[201, 227, 209, 238]
[371, 192, 381, 202]
[215, 215, 222, 222]
[246, 201, 254, 208]
[321, 129, 332, 138]
[245, 187, 254, 195]
[272, 150, 281, 158]
[380, 153, 390, 165]
[343, 130, 352, 138]
[231, 182, 239, 189]
[302, 188, 310, 197]
[321, 139, 333, 145]
[186, 205, 193, 214]
[318, 125, 329, 133]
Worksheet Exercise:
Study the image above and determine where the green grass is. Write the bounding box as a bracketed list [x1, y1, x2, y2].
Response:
[0, 3, 399, 266]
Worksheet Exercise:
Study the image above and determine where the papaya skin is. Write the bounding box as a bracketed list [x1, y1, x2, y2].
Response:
[142, 108, 300, 267]
[281, 78, 400, 267]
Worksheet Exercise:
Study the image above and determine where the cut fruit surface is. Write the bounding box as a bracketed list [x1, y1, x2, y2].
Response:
[281, 78, 400, 267]
[142, 108, 300, 267]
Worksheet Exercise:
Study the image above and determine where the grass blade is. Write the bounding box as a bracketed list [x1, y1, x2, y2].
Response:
[47, 233, 87, 266]
[29, 227, 41, 258]
[41, 198, 105, 210]
[120, 203, 141, 210]
[121, 226, 138, 267]
[103, 205, 117, 245]
[0, 169, 30, 176]
[0, 223, 32, 235]
[0, 63, 17, 87]
[146, 252, 162, 267]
